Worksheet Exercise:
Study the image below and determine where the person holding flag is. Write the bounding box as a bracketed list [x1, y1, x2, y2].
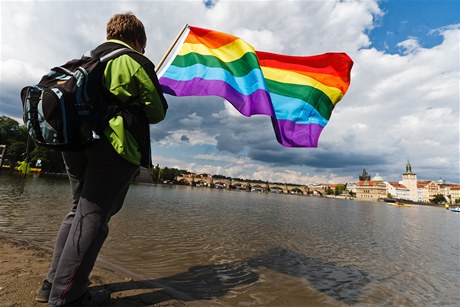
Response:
[35, 12, 167, 306]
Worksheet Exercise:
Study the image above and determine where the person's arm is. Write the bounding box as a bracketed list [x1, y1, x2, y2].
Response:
[104, 52, 168, 124]
[133, 62, 168, 124]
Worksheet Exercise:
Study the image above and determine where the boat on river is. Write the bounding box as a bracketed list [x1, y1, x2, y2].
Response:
[450, 207, 460, 213]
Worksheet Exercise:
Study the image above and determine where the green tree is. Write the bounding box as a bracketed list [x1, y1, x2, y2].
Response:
[0, 116, 23, 143]
[152, 166, 192, 183]
[152, 164, 161, 182]
[30, 146, 65, 173]
[334, 184, 346, 196]
[162, 167, 180, 182]
[0, 116, 65, 172]
[430, 194, 446, 204]
[0, 116, 29, 165]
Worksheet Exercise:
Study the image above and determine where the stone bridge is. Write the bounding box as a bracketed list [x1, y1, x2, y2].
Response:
[175, 176, 328, 196]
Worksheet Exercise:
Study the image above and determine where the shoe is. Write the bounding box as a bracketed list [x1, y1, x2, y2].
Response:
[48, 289, 110, 307]
[78, 290, 111, 307]
[35, 279, 52, 303]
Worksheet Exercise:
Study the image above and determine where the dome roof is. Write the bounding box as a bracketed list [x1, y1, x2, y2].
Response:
[372, 173, 383, 181]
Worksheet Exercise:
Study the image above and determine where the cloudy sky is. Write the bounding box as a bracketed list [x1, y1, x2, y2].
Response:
[1, 0, 459, 184]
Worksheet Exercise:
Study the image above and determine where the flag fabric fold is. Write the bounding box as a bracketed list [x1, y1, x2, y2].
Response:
[158, 26, 353, 147]
[159, 26, 275, 117]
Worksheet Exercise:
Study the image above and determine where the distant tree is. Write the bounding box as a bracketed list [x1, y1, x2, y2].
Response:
[0, 116, 23, 144]
[334, 184, 346, 195]
[0, 116, 66, 172]
[325, 187, 334, 195]
[153, 166, 193, 183]
[0, 116, 29, 165]
[162, 167, 181, 182]
[4, 141, 27, 165]
[430, 194, 446, 204]
[30, 146, 65, 173]
[152, 164, 161, 182]
[212, 174, 229, 179]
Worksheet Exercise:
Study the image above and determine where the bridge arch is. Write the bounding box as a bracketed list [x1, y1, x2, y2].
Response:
[288, 187, 304, 195]
[269, 186, 284, 194]
[310, 189, 324, 196]
[250, 184, 266, 192]
[177, 178, 192, 185]
[213, 180, 229, 189]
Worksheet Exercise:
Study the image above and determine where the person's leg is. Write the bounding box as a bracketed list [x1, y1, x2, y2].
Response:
[36, 151, 87, 303]
[48, 138, 138, 306]
[46, 152, 88, 284]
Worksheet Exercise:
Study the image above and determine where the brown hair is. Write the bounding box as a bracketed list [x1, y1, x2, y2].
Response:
[106, 12, 146, 48]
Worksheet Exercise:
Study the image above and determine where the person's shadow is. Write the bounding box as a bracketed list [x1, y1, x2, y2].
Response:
[100, 247, 372, 306]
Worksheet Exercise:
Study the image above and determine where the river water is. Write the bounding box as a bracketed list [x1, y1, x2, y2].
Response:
[1, 173, 459, 306]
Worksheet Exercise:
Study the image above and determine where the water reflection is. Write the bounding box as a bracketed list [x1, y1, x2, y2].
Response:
[103, 247, 371, 306]
[1, 173, 459, 306]
[248, 248, 371, 305]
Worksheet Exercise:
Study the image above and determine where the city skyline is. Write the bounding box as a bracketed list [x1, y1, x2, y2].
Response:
[160, 159, 458, 186]
[1, 0, 459, 184]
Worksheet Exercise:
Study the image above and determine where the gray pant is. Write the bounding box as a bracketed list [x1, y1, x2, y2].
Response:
[46, 137, 138, 306]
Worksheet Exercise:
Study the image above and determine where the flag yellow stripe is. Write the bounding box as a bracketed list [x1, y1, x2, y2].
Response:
[261, 66, 344, 104]
[289, 69, 350, 94]
[178, 39, 256, 63]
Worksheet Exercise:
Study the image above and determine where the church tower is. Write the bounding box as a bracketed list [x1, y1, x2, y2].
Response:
[402, 160, 418, 202]
[359, 169, 371, 181]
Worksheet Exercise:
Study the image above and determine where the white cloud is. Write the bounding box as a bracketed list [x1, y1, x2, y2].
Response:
[235, 29, 284, 53]
[397, 37, 421, 54]
[1, 59, 46, 86]
[1, 0, 459, 183]
[194, 153, 246, 164]
[179, 112, 203, 126]
[11, 10, 36, 30]
[191, 153, 355, 184]
[158, 129, 217, 146]
[212, 101, 244, 119]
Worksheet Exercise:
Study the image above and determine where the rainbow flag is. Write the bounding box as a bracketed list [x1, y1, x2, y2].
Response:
[257, 51, 352, 147]
[158, 26, 353, 147]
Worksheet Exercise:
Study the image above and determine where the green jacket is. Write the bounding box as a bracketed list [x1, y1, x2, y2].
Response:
[96, 40, 167, 167]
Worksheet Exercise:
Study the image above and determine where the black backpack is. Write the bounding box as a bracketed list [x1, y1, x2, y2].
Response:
[21, 47, 135, 151]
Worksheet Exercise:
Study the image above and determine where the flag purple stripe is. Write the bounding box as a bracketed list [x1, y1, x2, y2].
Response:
[271, 118, 324, 147]
[160, 77, 275, 117]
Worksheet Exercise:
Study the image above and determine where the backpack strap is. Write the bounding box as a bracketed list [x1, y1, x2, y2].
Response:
[99, 48, 136, 62]
[85, 43, 166, 113]
[83, 46, 137, 62]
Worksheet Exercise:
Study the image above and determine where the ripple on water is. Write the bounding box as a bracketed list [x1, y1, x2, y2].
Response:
[1, 176, 459, 306]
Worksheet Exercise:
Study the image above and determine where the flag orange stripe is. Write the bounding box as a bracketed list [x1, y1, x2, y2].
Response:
[256, 51, 353, 79]
[185, 26, 239, 49]
[286, 69, 350, 94]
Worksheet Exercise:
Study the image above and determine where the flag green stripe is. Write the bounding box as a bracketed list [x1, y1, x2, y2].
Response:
[265, 79, 334, 120]
[171, 52, 261, 78]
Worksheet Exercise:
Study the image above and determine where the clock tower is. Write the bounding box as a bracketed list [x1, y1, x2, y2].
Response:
[402, 161, 417, 202]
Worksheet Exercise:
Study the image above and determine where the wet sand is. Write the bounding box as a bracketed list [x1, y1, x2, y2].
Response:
[0, 235, 184, 307]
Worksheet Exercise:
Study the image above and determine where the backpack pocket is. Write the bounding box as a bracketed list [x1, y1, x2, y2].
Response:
[21, 85, 69, 146]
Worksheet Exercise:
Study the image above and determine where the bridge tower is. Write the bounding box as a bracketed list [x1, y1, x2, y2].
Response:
[402, 160, 418, 202]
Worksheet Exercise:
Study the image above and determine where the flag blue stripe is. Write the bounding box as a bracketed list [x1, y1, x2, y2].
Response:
[270, 93, 329, 126]
[161, 64, 268, 96]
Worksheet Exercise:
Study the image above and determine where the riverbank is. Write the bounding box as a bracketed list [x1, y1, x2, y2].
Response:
[0, 235, 184, 307]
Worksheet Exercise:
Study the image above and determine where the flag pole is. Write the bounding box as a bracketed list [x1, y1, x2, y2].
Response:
[155, 24, 189, 73]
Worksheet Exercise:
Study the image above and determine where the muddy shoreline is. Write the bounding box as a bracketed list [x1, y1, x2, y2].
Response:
[0, 235, 185, 307]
